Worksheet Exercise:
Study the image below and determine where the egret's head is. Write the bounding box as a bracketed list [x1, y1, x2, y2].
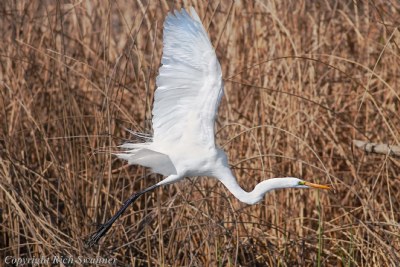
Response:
[296, 179, 331, 190]
[245, 178, 331, 205]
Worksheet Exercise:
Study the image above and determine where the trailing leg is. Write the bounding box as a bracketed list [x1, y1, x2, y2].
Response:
[86, 184, 159, 247]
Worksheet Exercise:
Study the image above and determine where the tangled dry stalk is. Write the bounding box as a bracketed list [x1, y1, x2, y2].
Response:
[1, 1, 399, 266]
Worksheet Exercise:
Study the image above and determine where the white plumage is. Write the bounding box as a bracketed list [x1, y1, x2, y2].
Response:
[153, 7, 223, 147]
[87, 7, 329, 247]
[116, 7, 223, 177]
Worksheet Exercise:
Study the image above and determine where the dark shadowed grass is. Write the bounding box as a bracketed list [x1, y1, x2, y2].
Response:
[1, 1, 399, 266]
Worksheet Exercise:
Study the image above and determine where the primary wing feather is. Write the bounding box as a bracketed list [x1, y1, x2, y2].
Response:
[152, 7, 223, 148]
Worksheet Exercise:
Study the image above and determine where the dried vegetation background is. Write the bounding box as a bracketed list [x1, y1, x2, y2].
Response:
[1, 0, 400, 266]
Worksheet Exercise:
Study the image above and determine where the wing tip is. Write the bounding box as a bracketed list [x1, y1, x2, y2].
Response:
[166, 6, 201, 22]
[188, 7, 201, 22]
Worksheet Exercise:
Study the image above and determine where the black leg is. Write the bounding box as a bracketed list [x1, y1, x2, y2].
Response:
[86, 184, 159, 247]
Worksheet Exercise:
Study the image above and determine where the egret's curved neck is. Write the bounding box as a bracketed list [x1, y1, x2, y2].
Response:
[216, 168, 297, 205]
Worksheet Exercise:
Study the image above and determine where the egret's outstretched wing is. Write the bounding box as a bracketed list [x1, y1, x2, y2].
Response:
[152, 7, 223, 148]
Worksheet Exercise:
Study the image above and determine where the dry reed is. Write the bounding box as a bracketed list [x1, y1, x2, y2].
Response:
[1, 0, 399, 266]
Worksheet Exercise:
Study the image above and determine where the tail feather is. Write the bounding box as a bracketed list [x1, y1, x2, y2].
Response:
[115, 142, 176, 176]
[123, 128, 153, 141]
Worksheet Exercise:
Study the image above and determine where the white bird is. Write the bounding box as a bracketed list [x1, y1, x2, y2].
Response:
[87, 7, 330, 247]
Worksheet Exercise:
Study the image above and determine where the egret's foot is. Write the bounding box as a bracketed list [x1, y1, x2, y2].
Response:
[85, 223, 111, 248]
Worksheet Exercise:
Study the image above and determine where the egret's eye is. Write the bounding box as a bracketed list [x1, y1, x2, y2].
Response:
[298, 181, 306, 186]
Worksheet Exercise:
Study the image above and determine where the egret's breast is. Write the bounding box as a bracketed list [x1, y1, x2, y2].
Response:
[169, 145, 219, 177]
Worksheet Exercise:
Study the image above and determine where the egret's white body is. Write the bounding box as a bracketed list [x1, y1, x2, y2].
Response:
[117, 7, 225, 184]
[87, 7, 329, 246]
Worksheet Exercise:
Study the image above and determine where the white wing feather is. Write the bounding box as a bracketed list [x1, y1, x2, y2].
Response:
[152, 7, 223, 148]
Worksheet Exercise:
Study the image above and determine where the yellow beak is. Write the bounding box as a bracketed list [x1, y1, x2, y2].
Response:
[304, 181, 331, 190]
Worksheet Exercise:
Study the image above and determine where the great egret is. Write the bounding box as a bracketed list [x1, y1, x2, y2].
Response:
[87, 7, 330, 247]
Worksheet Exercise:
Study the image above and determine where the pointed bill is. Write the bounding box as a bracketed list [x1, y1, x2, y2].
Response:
[304, 182, 331, 190]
